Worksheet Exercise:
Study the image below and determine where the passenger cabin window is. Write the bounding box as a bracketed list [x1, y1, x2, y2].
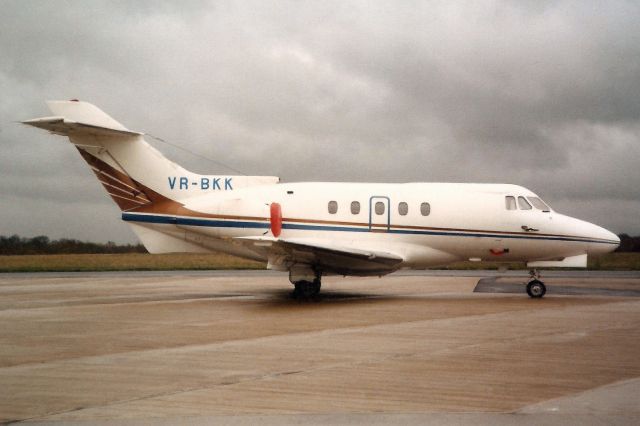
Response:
[398, 202, 408, 216]
[350, 201, 360, 215]
[518, 196, 532, 210]
[375, 201, 385, 215]
[505, 196, 517, 210]
[527, 197, 550, 212]
[420, 202, 430, 216]
[328, 201, 338, 214]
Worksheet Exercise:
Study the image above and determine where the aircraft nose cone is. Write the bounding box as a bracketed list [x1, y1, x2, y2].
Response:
[600, 225, 620, 245]
[587, 224, 620, 254]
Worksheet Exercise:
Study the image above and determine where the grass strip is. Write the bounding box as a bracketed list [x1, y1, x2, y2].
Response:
[0, 253, 263, 272]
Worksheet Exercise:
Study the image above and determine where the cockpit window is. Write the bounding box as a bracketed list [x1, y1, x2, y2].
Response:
[505, 196, 517, 210]
[517, 196, 532, 210]
[527, 197, 551, 212]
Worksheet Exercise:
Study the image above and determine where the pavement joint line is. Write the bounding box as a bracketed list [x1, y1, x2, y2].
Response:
[0, 288, 471, 314]
[2, 272, 639, 422]
[515, 376, 640, 414]
[24, 337, 513, 421]
[0, 293, 260, 313]
[2, 297, 636, 372]
[26, 303, 639, 422]
[5, 297, 637, 373]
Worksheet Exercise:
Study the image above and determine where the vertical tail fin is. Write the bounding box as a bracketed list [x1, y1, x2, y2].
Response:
[23, 100, 280, 213]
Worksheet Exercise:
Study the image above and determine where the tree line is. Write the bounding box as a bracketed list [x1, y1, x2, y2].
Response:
[0, 235, 147, 255]
[616, 234, 640, 252]
[1, 234, 639, 255]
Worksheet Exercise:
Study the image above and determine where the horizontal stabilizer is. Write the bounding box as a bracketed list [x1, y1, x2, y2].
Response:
[22, 100, 141, 138]
[24, 99, 281, 208]
[22, 116, 142, 138]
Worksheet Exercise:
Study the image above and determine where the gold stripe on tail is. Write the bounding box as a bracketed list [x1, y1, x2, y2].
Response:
[76, 148, 152, 211]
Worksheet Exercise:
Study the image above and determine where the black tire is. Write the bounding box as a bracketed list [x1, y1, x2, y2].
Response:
[527, 280, 546, 298]
[293, 279, 321, 299]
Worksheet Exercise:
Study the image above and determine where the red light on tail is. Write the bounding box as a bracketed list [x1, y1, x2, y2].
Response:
[270, 202, 282, 237]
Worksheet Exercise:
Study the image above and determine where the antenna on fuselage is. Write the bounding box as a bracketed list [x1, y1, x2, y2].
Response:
[145, 133, 247, 176]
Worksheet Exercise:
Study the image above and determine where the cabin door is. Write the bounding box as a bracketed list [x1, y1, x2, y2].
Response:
[368, 196, 391, 232]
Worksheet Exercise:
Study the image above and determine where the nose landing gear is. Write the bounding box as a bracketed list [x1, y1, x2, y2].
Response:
[526, 269, 546, 298]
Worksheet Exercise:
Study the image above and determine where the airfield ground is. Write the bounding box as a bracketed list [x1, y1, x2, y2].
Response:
[1, 251, 638, 272]
[0, 270, 639, 424]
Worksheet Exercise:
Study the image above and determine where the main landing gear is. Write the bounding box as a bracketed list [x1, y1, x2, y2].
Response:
[526, 269, 546, 298]
[289, 266, 321, 299]
[293, 279, 321, 299]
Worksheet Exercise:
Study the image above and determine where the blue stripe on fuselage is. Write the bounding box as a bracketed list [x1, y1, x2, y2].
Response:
[122, 213, 269, 230]
[121, 212, 618, 245]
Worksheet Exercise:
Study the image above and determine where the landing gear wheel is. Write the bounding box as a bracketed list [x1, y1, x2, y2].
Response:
[526, 279, 546, 298]
[293, 279, 321, 299]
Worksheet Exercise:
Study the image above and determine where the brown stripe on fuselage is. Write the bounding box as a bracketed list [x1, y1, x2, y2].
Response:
[277, 216, 609, 242]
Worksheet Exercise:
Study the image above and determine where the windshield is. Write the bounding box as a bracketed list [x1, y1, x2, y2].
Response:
[527, 196, 551, 212]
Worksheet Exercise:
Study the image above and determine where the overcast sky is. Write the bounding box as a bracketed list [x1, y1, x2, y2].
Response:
[1, 0, 639, 243]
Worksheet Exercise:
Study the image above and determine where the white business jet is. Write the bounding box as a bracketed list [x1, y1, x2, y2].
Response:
[24, 100, 620, 298]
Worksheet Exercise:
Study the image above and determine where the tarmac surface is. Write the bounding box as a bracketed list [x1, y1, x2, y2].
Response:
[0, 270, 639, 424]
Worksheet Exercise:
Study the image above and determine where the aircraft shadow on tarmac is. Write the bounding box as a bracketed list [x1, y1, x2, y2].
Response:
[254, 289, 407, 307]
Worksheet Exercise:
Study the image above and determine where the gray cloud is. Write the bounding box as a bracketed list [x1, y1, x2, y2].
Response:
[1, 0, 639, 242]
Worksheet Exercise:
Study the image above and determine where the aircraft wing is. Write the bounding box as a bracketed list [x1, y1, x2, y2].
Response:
[234, 236, 404, 276]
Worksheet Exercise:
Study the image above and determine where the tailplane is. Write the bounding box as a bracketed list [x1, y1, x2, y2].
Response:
[23, 100, 280, 213]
